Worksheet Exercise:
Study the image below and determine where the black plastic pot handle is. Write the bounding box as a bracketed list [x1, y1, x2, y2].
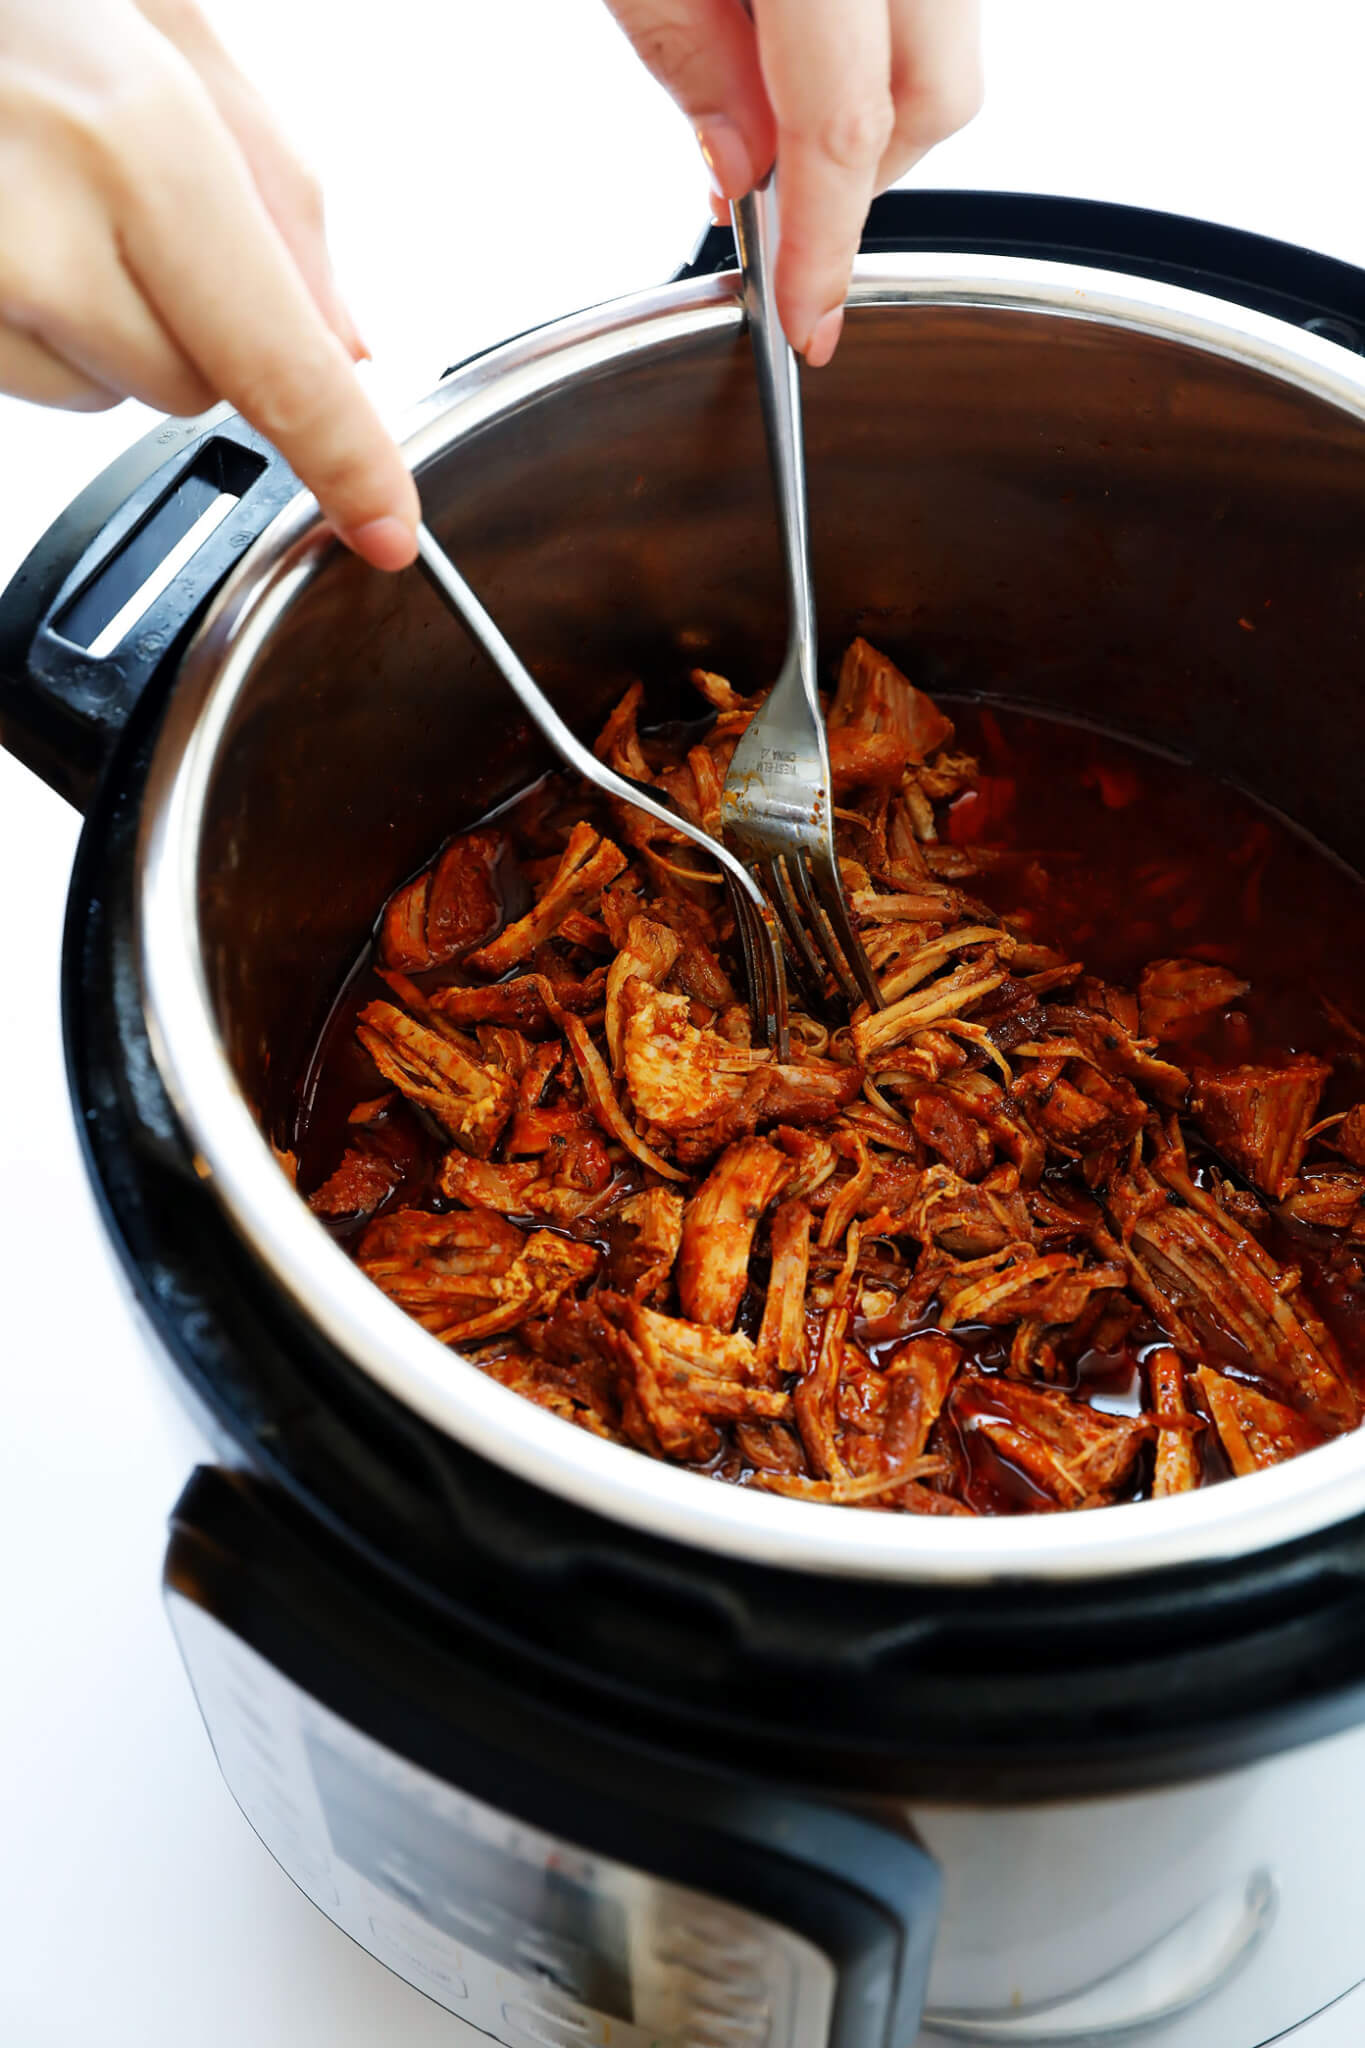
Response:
[0, 406, 297, 812]
[678, 187, 1365, 351]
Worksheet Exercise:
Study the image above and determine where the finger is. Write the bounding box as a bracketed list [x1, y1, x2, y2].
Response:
[0, 324, 117, 411]
[112, 66, 419, 569]
[10, 201, 219, 417]
[751, 0, 894, 361]
[40, 278, 219, 418]
[878, 0, 984, 189]
[605, 0, 776, 200]
[133, 0, 366, 358]
[209, 105, 368, 362]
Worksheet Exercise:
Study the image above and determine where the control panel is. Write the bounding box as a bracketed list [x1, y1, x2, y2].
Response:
[168, 1593, 835, 2048]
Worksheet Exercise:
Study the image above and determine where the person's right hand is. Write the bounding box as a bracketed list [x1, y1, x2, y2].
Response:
[607, 0, 983, 368]
[0, 0, 419, 569]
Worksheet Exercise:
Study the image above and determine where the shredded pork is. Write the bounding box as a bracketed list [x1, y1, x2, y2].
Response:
[298, 639, 1365, 1515]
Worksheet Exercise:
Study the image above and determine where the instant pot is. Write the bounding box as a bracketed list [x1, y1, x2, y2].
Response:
[6, 192, 1365, 2046]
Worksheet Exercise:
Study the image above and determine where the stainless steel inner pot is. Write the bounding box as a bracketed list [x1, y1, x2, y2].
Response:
[137, 254, 1365, 1584]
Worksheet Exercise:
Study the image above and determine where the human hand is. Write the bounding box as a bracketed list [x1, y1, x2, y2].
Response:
[606, 0, 982, 366]
[0, 0, 418, 568]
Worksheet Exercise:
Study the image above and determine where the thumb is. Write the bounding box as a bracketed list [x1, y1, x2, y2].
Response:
[604, 0, 777, 199]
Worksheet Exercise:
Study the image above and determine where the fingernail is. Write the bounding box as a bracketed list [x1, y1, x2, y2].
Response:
[340, 516, 418, 571]
[337, 297, 370, 363]
[320, 254, 371, 362]
[804, 306, 844, 369]
[695, 116, 754, 201]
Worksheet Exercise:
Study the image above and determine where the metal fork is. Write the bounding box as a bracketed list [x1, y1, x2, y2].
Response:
[721, 177, 884, 1040]
[413, 523, 788, 1046]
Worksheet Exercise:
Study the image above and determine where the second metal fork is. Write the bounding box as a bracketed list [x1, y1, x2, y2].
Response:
[414, 524, 787, 1049]
[721, 176, 884, 1053]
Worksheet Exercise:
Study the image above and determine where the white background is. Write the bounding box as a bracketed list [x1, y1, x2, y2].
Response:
[3, 2, 1365, 2041]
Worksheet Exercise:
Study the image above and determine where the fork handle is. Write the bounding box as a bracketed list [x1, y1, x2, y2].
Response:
[413, 523, 770, 917]
[731, 178, 819, 699]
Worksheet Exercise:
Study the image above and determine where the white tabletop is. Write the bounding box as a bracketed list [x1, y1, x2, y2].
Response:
[3, 3, 1365, 2041]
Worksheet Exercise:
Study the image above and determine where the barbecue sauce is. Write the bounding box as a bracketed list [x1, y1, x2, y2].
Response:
[292, 702, 1365, 1512]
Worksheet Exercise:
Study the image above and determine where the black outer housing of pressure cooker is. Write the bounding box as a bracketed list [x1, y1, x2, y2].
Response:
[10, 195, 1365, 1922]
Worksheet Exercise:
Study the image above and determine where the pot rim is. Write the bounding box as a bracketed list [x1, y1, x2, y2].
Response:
[137, 251, 1365, 1584]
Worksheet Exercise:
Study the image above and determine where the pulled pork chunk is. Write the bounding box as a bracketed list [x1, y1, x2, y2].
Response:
[422, 972, 605, 1035]
[295, 640, 1365, 1515]
[357, 1207, 524, 1331]
[467, 822, 626, 977]
[1195, 1366, 1326, 1476]
[605, 914, 680, 1071]
[308, 1148, 402, 1221]
[1148, 1345, 1201, 1497]
[678, 1138, 792, 1330]
[779, 1330, 963, 1505]
[475, 1346, 625, 1443]
[794, 1227, 864, 1481]
[622, 980, 860, 1165]
[357, 1209, 597, 1345]
[1139, 958, 1250, 1040]
[1280, 1168, 1365, 1233]
[1104, 1129, 1358, 1432]
[898, 1163, 1033, 1256]
[1329, 1103, 1365, 1168]
[439, 1139, 614, 1227]
[380, 829, 505, 971]
[829, 728, 914, 792]
[878, 1335, 962, 1465]
[911, 1089, 996, 1179]
[551, 1000, 689, 1185]
[869, 922, 1014, 1007]
[604, 1188, 686, 1301]
[936, 1245, 1127, 1330]
[1011, 1049, 1146, 1159]
[1038, 1006, 1190, 1112]
[852, 958, 1009, 1065]
[949, 1373, 1151, 1509]
[600, 1299, 790, 1463]
[356, 1002, 514, 1156]
[756, 1197, 813, 1381]
[1193, 1057, 1330, 1200]
[829, 637, 954, 761]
